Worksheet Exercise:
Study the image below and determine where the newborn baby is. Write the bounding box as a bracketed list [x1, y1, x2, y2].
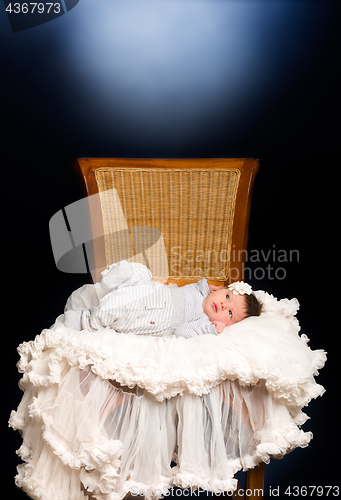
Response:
[64, 260, 262, 338]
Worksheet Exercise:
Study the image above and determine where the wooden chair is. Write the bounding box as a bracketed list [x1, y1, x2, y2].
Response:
[75, 157, 263, 500]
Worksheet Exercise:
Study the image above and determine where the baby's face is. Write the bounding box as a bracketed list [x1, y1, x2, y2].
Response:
[202, 288, 247, 326]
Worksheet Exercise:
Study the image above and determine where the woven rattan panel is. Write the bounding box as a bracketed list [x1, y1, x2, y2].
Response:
[94, 168, 241, 282]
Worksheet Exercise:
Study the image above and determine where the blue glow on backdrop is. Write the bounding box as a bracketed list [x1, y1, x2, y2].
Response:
[65, 0, 267, 140]
[58, 0, 322, 149]
[0, 0, 335, 153]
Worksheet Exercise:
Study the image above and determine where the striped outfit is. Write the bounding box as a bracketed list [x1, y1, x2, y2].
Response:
[67, 261, 218, 338]
[174, 280, 218, 338]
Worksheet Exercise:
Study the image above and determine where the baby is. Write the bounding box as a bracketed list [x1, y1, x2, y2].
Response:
[64, 260, 262, 338]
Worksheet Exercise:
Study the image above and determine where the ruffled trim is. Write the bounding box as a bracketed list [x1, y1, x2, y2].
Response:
[9, 359, 321, 500]
[43, 428, 122, 475]
[254, 290, 300, 319]
[14, 465, 65, 500]
[255, 424, 312, 462]
[10, 390, 124, 500]
[12, 430, 314, 500]
[14, 448, 122, 500]
[15, 322, 326, 410]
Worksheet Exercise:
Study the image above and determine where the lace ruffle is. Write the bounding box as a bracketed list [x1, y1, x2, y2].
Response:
[9, 286, 326, 500]
[15, 317, 326, 411]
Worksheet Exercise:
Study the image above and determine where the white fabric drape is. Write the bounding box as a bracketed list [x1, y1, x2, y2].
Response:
[9, 284, 326, 500]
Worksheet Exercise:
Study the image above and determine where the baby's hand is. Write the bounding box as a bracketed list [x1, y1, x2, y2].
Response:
[208, 284, 223, 292]
[211, 321, 226, 333]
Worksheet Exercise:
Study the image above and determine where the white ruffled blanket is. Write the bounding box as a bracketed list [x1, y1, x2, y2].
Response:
[9, 284, 326, 500]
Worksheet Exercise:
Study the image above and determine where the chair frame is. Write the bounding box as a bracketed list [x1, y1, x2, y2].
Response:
[76, 158, 259, 287]
[75, 157, 263, 500]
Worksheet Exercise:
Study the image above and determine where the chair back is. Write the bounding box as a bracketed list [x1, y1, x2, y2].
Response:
[76, 158, 259, 285]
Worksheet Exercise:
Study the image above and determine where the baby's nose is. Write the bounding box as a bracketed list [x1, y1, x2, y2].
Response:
[221, 302, 226, 311]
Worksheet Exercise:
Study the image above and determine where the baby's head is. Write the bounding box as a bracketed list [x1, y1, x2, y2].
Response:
[202, 281, 262, 327]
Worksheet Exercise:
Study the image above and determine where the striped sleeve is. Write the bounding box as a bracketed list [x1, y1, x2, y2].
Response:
[82, 284, 173, 335]
[174, 317, 218, 338]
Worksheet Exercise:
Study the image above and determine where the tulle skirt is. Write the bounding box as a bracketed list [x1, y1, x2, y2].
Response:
[9, 285, 327, 500]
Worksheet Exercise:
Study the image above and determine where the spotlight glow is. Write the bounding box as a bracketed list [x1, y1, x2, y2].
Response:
[1, 0, 322, 150]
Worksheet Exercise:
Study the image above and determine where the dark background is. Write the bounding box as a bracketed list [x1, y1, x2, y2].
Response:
[1, 0, 339, 498]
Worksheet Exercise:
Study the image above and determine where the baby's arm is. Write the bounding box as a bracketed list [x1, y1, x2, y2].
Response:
[174, 318, 218, 338]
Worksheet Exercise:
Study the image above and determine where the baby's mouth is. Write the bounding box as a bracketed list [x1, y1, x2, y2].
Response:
[212, 302, 218, 312]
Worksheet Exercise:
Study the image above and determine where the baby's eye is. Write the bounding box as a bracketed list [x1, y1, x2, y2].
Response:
[226, 294, 230, 301]
[229, 310, 232, 318]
